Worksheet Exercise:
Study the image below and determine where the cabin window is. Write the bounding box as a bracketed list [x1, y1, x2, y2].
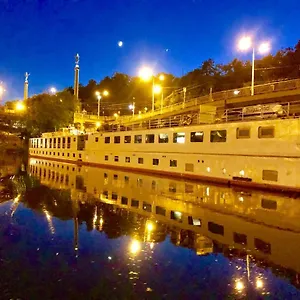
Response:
[191, 131, 204, 142]
[261, 198, 277, 210]
[146, 134, 155, 143]
[79, 154, 82, 158]
[171, 211, 182, 223]
[138, 157, 144, 164]
[233, 233, 247, 245]
[114, 136, 120, 144]
[208, 222, 224, 236]
[105, 137, 110, 144]
[105, 155, 108, 161]
[131, 199, 139, 208]
[156, 206, 166, 216]
[210, 130, 227, 142]
[67, 153, 70, 157]
[173, 132, 185, 144]
[159, 133, 168, 143]
[114, 156, 119, 162]
[112, 193, 118, 200]
[143, 202, 152, 212]
[125, 157, 130, 163]
[185, 184, 194, 193]
[124, 136, 131, 143]
[185, 163, 194, 172]
[67, 137, 71, 148]
[95, 137, 99, 142]
[124, 176, 129, 182]
[113, 174, 118, 179]
[153, 158, 159, 166]
[121, 196, 128, 205]
[73, 153, 76, 158]
[58, 138, 61, 148]
[236, 127, 250, 139]
[262, 170, 278, 182]
[102, 191, 109, 199]
[254, 238, 271, 254]
[188, 216, 202, 227]
[170, 160, 177, 167]
[134, 135, 142, 143]
[104, 173, 108, 178]
[258, 126, 275, 138]
[73, 138, 76, 142]
[57, 152, 60, 156]
[169, 183, 176, 193]
[62, 137, 66, 148]
[53, 138, 56, 148]
[49, 138, 52, 148]
[62, 153, 64, 156]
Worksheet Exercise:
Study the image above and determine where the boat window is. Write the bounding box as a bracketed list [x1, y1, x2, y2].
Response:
[158, 133, 168, 143]
[125, 157, 130, 163]
[188, 216, 202, 227]
[254, 238, 271, 254]
[112, 193, 118, 200]
[153, 158, 159, 166]
[67, 137, 71, 148]
[146, 134, 155, 143]
[191, 131, 204, 142]
[156, 206, 166, 216]
[138, 157, 144, 164]
[173, 132, 185, 144]
[185, 184, 194, 193]
[105, 155, 108, 161]
[170, 160, 177, 167]
[124, 135, 131, 143]
[73, 153, 76, 157]
[95, 137, 99, 142]
[114, 136, 120, 144]
[258, 126, 275, 138]
[233, 232, 247, 245]
[185, 163, 194, 172]
[62, 137, 66, 148]
[113, 174, 118, 179]
[236, 127, 250, 139]
[170, 211, 182, 223]
[143, 202, 152, 212]
[262, 170, 278, 182]
[210, 130, 227, 142]
[169, 183, 176, 192]
[137, 178, 143, 186]
[105, 137, 110, 144]
[261, 198, 277, 210]
[134, 135, 142, 143]
[102, 191, 109, 199]
[114, 156, 119, 162]
[131, 199, 139, 208]
[208, 222, 224, 236]
[121, 196, 128, 205]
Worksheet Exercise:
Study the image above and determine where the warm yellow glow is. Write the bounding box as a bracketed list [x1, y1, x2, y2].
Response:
[16, 102, 25, 111]
[96, 122, 101, 128]
[0, 86, 4, 95]
[129, 239, 141, 255]
[139, 67, 153, 81]
[50, 87, 57, 94]
[95, 91, 100, 96]
[153, 84, 162, 94]
[235, 280, 244, 291]
[113, 113, 119, 118]
[258, 42, 271, 54]
[159, 74, 165, 81]
[150, 242, 154, 250]
[103, 90, 109, 96]
[239, 170, 245, 177]
[256, 278, 263, 289]
[146, 221, 155, 232]
[144, 107, 148, 111]
[238, 36, 252, 51]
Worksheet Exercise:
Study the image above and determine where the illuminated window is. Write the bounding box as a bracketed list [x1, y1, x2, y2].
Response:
[210, 130, 227, 142]
[158, 133, 168, 143]
[143, 202, 152, 212]
[170, 160, 177, 167]
[134, 135, 142, 143]
[173, 132, 185, 144]
[191, 131, 204, 142]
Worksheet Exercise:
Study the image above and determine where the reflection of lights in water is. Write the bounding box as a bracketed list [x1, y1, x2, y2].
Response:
[129, 239, 141, 255]
[146, 221, 155, 232]
[93, 207, 98, 229]
[11, 194, 21, 217]
[235, 280, 244, 292]
[150, 242, 154, 250]
[238, 196, 244, 202]
[99, 217, 104, 230]
[256, 278, 263, 289]
[43, 208, 55, 234]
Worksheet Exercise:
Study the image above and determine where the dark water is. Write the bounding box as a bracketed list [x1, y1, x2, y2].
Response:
[0, 157, 300, 299]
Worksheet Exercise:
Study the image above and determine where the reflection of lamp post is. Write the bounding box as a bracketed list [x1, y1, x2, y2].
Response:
[238, 36, 271, 96]
[95, 90, 109, 117]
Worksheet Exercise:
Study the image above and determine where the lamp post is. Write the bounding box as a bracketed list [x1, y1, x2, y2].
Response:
[129, 102, 135, 117]
[139, 67, 164, 113]
[0, 84, 5, 103]
[238, 36, 271, 96]
[95, 90, 109, 117]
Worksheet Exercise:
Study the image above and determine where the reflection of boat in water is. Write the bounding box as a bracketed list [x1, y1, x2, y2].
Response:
[28, 157, 300, 288]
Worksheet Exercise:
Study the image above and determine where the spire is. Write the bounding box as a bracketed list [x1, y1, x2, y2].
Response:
[24, 72, 29, 101]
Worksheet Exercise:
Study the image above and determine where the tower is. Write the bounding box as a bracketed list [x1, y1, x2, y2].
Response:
[74, 54, 80, 112]
[24, 72, 29, 101]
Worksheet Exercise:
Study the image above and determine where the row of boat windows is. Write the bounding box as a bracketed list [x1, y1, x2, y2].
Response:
[31, 137, 76, 149]
[30, 150, 82, 159]
[101, 126, 275, 144]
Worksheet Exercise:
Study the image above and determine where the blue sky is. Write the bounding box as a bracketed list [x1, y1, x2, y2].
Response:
[0, 0, 299, 101]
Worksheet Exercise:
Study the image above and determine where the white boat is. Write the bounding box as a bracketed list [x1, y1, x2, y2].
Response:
[28, 102, 300, 193]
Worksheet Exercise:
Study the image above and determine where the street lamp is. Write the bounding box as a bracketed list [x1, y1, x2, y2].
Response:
[95, 90, 109, 117]
[49, 87, 57, 94]
[129, 103, 135, 117]
[138, 67, 164, 112]
[238, 36, 271, 96]
[0, 85, 5, 102]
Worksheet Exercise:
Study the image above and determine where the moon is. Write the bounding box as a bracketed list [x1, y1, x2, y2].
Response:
[118, 41, 123, 47]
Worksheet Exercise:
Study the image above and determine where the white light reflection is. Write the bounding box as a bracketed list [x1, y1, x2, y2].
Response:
[43, 208, 55, 234]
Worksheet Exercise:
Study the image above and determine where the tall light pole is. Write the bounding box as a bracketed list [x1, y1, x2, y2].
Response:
[95, 90, 109, 117]
[238, 36, 271, 96]
[0, 84, 4, 103]
[139, 67, 164, 113]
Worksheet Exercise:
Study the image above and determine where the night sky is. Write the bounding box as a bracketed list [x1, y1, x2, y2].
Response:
[0, 0, 299, 101]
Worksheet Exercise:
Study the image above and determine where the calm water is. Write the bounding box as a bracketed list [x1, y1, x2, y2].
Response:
[0, 157, 300, 299]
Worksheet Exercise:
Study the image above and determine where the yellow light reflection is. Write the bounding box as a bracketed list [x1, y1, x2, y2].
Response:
[153, 84, 162, 94]
[146, 220, 155, 232]
[16, 102, 25, 111]
[256, 278, 263, 289]
[129, 239, 141, 255]
[235, 280, 244, 292]
[139, 67, 153, 82]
